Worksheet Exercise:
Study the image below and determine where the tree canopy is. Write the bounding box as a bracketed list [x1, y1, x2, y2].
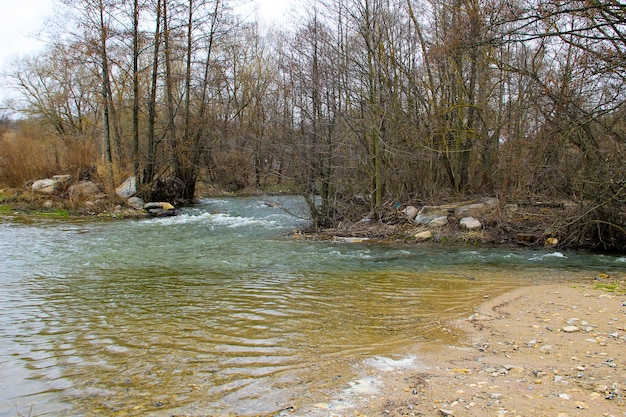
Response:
[4, 0, 626, 249]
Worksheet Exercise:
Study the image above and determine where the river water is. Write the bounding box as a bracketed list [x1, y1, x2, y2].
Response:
[1, 196, 624, 416]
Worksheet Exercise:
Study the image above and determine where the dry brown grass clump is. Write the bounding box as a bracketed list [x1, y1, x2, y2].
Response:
[0, 123, 95, 188]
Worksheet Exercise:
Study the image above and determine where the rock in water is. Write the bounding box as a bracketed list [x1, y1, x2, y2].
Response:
[144, 201, 176, 217]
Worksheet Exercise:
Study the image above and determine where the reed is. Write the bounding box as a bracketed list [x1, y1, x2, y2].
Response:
[0, 125, 96, 187]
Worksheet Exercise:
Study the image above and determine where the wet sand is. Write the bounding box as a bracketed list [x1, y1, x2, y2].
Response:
[294, 279, 626, 417]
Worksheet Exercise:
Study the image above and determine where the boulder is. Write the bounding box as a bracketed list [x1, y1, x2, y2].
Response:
[144, 201, 176, 217]
[460, 217, 482, 231]
[68, 181, 103, 200]
[454, 198, 499, 219]
[403, 205, 419, 220]
[454, 203, 487, 219]
[32, 175, 73, 195]
[127, 196, 145, 210]
[414, 206, 449, 225]
[116, 176, 137, 199]
[32, 178, 61, 195]
[429, 216, 449, 227]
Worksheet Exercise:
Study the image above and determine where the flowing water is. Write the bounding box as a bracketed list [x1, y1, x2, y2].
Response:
[1, 196, 625, 416]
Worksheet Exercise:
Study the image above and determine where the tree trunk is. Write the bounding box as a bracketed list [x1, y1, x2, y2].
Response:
[132, 0, 140, 177]
[97, 0, 114, 192]
[145, 0, 162, 186]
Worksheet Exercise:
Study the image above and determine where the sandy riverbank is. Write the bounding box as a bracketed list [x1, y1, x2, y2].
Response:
[294, 278, 625, 417]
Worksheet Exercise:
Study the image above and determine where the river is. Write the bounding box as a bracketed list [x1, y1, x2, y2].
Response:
[1, 196, 624, 416]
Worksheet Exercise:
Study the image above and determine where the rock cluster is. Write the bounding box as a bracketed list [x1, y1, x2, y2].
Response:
[32, 175, 72, 194]
[29, 174, 177, 217]
[403, 197, 499, 240]
[114, 176, 177, 217]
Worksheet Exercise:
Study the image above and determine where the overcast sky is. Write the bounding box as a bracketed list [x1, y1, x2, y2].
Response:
[0, 0, 54, 69]
[0, 0, 291, 104]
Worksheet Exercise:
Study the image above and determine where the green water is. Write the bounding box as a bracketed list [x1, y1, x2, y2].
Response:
[0, 196, 623, 416]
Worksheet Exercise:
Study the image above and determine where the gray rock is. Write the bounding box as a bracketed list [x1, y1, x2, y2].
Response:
[562, 325, 580, 333]
[144, 201, 176, 216]
[68, 181, 102, 200]
[429, 216, 449, 227]
[147, 209, 176, 217]
[116, 176, 137, 199]
[455, 203, 487, 219]
[415, 206, 449, 224]
[460, 217, 482, 230]
[127, 196, 145, 210]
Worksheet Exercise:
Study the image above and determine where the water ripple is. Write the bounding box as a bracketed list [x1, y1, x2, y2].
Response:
[1, 197, 622, 416]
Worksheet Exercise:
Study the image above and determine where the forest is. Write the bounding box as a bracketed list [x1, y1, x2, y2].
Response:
[1, 0, 625, 250]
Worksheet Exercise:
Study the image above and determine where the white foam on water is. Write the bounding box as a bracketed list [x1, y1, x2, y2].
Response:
[144, 212, 278, 228]
[364, 354, 422, 371]
[530, 251, 567, 261]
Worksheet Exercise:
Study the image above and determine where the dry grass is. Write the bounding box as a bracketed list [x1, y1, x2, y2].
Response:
[0, 124, 96, 187]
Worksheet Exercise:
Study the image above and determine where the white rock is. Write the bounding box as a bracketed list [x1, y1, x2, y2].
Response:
[562, 326, 580, 333]
[116, 176, 137, 199]
[32, 178, 60, 194]
[460, 217, 482, 230]
[403, 205, 419, 220]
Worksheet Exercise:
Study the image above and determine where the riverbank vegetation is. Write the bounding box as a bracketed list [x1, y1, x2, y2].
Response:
[1, 0, 625, 250]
